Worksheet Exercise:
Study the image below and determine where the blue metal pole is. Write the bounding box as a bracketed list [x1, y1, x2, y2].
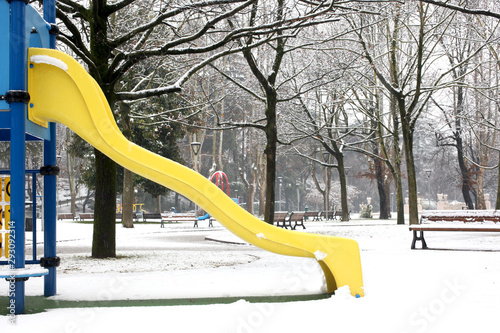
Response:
[9, 0, 28, 315]
[43, 0, 58, 297]
[32, 173, 37, 260]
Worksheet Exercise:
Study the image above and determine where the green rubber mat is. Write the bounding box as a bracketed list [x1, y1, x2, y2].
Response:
[1, 293, 332, 315]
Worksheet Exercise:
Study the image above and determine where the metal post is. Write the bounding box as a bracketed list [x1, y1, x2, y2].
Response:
[9, 0, 28, 314]
[425, 170, 432, 210]
[278, 177, 282, 211]
[43, 0, 58, 297]
[296, 182, 300, 211]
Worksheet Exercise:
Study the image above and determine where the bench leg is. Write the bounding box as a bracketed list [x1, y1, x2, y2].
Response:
[209, 219, 213, 228]
[292, 221, 306, 230]
[193, 220, 198, 228]
[411, 230, 428, 249]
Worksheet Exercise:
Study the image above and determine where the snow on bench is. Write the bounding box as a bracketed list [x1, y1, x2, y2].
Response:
[410, 210, 500, 249]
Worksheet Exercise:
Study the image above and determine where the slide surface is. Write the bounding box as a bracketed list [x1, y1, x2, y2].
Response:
[27, 48, 364, 297]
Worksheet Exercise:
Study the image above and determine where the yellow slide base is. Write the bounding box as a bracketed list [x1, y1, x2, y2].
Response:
[27, 48, 364, 297]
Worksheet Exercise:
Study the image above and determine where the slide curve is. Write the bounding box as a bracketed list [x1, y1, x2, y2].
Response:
[27, 48, 364, 297]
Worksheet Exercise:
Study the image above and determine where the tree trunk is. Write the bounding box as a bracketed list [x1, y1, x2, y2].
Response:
[66, 129, 78, 216]
[337, 158, 349, 221]
[496, 157, 500, 209]
[392, 108, 405, 225]
[455, 85, 474, 209]
[375, 158, 389, 219]
[263, 91, 278, 224]
[89, 1, 117, 257]
[92, 149, 117, 258]
[122, 169, 134, 228]
[401, 117, 419, 225]
[245, 147, 258, 215]
[258, 154, 266, 217]
[120, 102, 134, 228]
[156, 195, 162, 213]
[67, 153, 77, 216]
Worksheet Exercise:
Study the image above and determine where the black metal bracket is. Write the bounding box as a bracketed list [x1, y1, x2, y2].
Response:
[5, 90, 30, 104]
[40, 256, 61, 268]
[411, 230, 428, 250]
[49, 24, 59, 36]
[5, 277, 29, 282]
[40, 165, 60, 176]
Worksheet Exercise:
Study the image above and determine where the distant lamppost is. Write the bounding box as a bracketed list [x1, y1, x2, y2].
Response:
[296, 181, 300, 211]
[191, 140, 201, 216]
[425, 169, 432, 210]
[278, 177, 283, 211]
[191, 141, 201, 172]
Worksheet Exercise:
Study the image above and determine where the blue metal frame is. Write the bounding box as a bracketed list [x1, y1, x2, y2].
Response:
[1, 0, 58, 314]
[0, 0, 9, 111]
[9, 0, 28, 314]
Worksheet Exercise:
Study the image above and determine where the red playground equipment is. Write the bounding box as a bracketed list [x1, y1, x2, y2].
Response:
[210, 171, 229, 196]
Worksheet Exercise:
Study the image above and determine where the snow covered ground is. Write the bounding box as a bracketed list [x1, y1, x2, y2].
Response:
[2, 216, 500, 332]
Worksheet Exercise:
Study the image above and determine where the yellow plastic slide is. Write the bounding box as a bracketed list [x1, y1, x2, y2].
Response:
[27, 48, 364, 297]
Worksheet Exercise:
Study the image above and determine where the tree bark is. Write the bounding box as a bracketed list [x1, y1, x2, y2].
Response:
[263, 91, 278, 223]
[92, 149, 117, 258]
[455, 85, 475, 209]
[120, 102, 134, 228]
[258, 153, 266, 217]
[374, 157, 389, 219]
[122, 168, 134, 228]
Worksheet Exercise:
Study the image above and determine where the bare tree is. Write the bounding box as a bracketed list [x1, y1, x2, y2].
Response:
[55, 0, 301, 257]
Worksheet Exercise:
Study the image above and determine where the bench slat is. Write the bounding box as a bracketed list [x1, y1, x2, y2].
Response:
[411, 210, 500, 249]
[410, 226, 500, 232]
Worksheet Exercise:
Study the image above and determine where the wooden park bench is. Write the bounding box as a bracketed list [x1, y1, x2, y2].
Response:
[78, 213, 94, 221]
[320, 211, 334, 220]
[161, 213, 207, 228]
[304, 211, 321, 221]
[116, 213, 139, 220]
[273, 212, 289, 228]
[143, 213, 162, 222]
[288, 211, 306, 230]
[57, 213, 75, 220]
[273, 211, 306, 230]
[409, 210, 500, 249]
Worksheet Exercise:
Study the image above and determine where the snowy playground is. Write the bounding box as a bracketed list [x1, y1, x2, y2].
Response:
[2, 215, 499, 333]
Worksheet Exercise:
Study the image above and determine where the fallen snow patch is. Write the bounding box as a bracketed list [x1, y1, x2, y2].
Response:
[332, 285, 353, 300]
[30, 54, 69, 71]
[314, 250, 327, 261]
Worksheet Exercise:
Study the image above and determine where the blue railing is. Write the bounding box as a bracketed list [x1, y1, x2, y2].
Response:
[0, 169, 41, 265]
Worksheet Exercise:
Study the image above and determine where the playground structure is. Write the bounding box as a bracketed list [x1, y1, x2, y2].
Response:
[1, 0, 364, 316]
[116, 203, 146, 214]
[0, 0, 59, 316]
[210, 171, 229, 196]
[209, 170, 239, 207]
